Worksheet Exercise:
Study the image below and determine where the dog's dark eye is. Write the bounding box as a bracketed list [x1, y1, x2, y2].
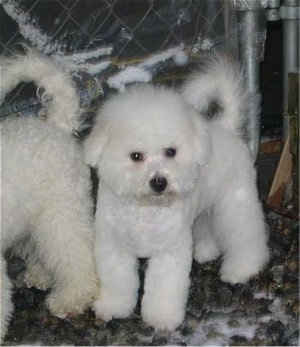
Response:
[164, 147, 177, 158]
[130, 152, 144, 162]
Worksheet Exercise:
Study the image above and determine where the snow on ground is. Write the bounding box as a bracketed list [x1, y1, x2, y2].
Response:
[188, 316, 258, 346]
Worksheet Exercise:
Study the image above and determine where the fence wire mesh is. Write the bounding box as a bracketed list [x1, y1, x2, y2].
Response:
[1, 0, 240, 110]
[0, 0, 266, 148]
[1, 0, 238, 57]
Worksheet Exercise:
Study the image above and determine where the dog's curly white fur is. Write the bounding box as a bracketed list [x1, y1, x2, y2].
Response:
[84, 57, 269, 330]
[0, 47, 81, 134]
[0, 49, 98, 341]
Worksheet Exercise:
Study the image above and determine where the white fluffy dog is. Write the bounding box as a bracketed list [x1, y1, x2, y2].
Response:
[0, 49, 98, 341]
[84, 57, 269, 330]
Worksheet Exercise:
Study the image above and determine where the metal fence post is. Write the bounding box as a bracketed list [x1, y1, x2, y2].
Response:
[280, 0, 299, 140]
[236, 0, 267, 160]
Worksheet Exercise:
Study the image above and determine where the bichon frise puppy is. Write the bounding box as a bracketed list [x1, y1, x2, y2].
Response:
[84, 57, 269, 330]
[0, 49, 98, 341]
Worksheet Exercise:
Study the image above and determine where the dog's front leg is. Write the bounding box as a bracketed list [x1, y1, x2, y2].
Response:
[141, 246, 192, 330]
[93, 231, 139, 321]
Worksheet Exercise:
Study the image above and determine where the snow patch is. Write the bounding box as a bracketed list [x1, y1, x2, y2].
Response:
[202, 38, 214, 50]
[60, 46, 113, 63]
[141, 46, 186, 68]
[192, 34, 214, 53]
[188, 317, 257, 345]
[58, 59, 111, 74]
[107, 67, 152, 91]
[253, 290, 273, 300]
[2, 1, 62, 54]
[173, 51, 189, 66]
[108, 45, 188, 90]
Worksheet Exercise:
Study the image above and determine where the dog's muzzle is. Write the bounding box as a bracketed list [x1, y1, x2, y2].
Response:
[149, 175, 168, 194]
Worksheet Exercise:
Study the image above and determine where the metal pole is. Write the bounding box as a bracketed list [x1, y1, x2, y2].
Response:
[237, 0, 267, 160]
[280, 0, 299, 140]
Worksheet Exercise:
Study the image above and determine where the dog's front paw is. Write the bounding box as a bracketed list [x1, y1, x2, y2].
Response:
[142, 301, 184, 331]
[93, 290, 135, 321]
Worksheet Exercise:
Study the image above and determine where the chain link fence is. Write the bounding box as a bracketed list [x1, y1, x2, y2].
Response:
[0, 0, 267, 155]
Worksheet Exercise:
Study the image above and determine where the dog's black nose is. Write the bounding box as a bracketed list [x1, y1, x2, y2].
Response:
[149, 176, 167, 194]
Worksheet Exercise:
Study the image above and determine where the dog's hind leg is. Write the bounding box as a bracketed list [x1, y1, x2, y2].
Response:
[13, 237, 52, 290]
[24, 257, 52, 291]
[192, 211, 221, 263]
[213, 182, 269, 284]
[32, 204, 98, 318]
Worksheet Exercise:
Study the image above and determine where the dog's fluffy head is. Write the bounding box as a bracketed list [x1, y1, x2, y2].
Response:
[84, 85, 210, 203]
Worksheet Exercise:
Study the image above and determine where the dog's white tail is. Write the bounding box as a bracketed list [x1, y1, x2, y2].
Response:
[0, 48, 81, 134]
[181, 57, 250, 135]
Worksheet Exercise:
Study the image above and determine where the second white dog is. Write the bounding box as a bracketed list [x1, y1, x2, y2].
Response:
[1, 49, 98, 341]
[84, 57, 269, 330]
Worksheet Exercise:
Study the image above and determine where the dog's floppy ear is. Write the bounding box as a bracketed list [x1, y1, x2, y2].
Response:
[83, 123, 108, 168]
[192, 114, 211, 166]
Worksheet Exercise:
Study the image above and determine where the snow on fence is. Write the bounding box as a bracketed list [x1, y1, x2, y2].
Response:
[0, 0, 267, 157]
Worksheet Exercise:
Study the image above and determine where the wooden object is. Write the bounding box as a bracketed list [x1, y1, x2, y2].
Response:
[266, 73, 299, 212]
[266, 132, 292, 209]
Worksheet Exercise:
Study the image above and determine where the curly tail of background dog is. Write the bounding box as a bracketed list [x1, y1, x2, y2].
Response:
[0, 48, 81, 134]
[181, 56, 251, 135]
